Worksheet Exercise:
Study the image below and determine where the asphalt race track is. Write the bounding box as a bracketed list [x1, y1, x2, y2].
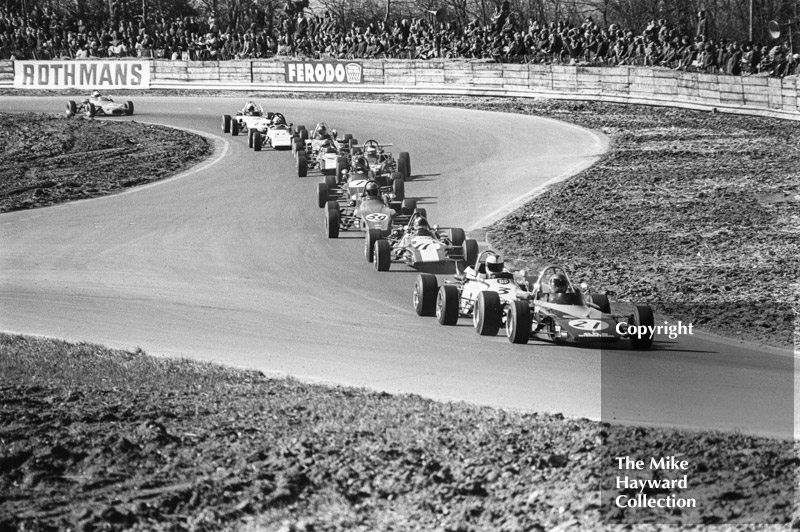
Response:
[0, 96, 795, 439]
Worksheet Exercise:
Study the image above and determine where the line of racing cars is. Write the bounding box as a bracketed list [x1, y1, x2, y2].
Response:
[218, 100, 657, 350]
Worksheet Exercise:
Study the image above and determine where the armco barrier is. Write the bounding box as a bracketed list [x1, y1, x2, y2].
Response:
[2, 59, 798, 120]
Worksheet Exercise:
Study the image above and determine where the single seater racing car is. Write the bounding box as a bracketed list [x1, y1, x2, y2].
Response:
[66, 90, 134, 117]
[371, 211, 479, 272]
[351, 139, 411, 180]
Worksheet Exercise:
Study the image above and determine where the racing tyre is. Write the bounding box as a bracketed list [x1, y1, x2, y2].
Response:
[390, 172, 403, 184]
[398, 152, 411, 179]
[297, 155, 308, 178]
[66, 101, 77, 117]
[248, 129, 256, 148]
[343, 133, 353, 142]
[125, 101, 134, 116]
[365, 229, 382, 263]
[86, 103, 96, 118]
[629, 305, 655, 350]
[325, 206, 340, 239]
[416, 208, 427, 219]
[374, 240, 391, 272]
[450, 228, 466, 247]
[462, 239, 479, 267]
[299, 128, 308, 141]
[317, 183, 329, 208]
[589, 293, 611, 314]
[231, 119, 239, 136]
[436, 285, 460, 325]
[350, 138, 359, 148]
[401, 199, 417, 216]
[507, 300, 531, 344]
[392, 179, 404, 201]
[474, 291, 501, 336]
[414, 273, 438, 316]
[222, 115, 231, 133]
[292, 139, 302, 156]
[324, 174, 336, 189]
[374, 174, 388, 188]
[253, 133, 263, 152]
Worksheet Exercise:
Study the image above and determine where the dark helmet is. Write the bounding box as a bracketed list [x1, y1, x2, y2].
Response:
[413, 217, 431, 235]
[365, 181, 379, 197]
[317, 124, 327, 136]
[549, 273, 568, 293]
[272, 114, 284, 125]
[355, 157, 369, 173]
[91, 89, 101, 98]
[486, 254, 504, 274]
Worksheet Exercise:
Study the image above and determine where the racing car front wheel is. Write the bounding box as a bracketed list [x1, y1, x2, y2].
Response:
[325, 206, 340, 238]
[450, 228, 466, 247]
[221, 115, 231, 133]
[297, 155, 308, 178]
[401, 199, 417, 216]
[398, 152, 411, 179]
[365, 229, 382, 263]
[65, 101, 77, 117]
[248, 129, 256, 148]
[125, 101, 134, 116]
[317, 183, 330, 208]
[506, 300, 532, 344]
[231, 120, 239, 136]
[374, 240, 391, 272]
[474, 291, 501, 336]
[85, 102, 96, 118]
[414, 274, 438, 317]
[253, 133, 263, 151]
[392, 179, 405, 201]
[436, 285, 460, 326]
[629, 305, 655, 350]
[462, 240, 479, 268]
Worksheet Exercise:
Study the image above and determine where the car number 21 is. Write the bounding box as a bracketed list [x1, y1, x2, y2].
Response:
[567, 319, 609, 331]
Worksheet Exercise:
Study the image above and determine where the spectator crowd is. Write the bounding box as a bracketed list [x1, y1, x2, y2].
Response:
[0, 2, 797, 78]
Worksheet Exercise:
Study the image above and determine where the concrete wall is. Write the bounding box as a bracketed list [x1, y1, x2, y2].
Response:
[2, 59, 798, 120]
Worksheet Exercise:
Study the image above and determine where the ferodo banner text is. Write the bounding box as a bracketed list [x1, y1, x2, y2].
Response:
[14, 60, 151, 89]
[285, 61, 363, 84]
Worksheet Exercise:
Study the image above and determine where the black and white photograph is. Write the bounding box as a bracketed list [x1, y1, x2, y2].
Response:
[0, 0, 797, 530]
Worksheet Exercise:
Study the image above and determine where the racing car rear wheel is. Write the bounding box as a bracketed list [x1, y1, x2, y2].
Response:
[222, 115, 231, 133]
[436, 285, 460, 326]
[299, 128, 308, 141]
[398, 152, 411, 179]
[392, 179, 405, 201]
[450, 228, 466, 247]
[414, 273, 438, 317]
[85, 103, 96, 118]
[401, 199, 417, 216]
[125, 101, 134, 116]
[390, 172, 403, 184]
[349, 139, 359, 148]
[374, 240, 391, 272]
[317, 183, 329, 208]
[589, 293, 611, 314]
[629, 305, 655, 350]
[343, 133, 353, 142]
[365, 229, 382, 263]
[297, 155, 308, 178]
[66, 101, 77, 117]
[474, 291, 501, 336]
[325, 206, 340, 238]
[462, 239, 479, 268]
[506, 300, 532, 344]
[292, 139, 302, 156]
[231, 120, 239, 136]
[253, 133, 263, 151]
[324, 175, 336, 189]
[248, 129, 255, 148]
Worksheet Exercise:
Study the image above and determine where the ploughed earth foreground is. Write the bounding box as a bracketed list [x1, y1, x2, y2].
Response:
[0, 334, 796, 531]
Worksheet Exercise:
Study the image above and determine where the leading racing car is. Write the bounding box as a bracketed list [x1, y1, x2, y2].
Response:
[66, 90, 134, 117]
[371, 212, 479, 272]
[503, 265, 655, 349]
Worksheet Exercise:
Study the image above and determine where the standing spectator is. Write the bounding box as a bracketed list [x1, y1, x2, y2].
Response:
[697, 10, 708, 40]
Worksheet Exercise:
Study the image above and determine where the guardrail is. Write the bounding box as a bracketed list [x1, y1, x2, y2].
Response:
[2, 59, 798, 120]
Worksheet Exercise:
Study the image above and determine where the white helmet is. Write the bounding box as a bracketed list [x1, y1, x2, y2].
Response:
[91, 90, 101, 98]
[486, 254, 504, 273]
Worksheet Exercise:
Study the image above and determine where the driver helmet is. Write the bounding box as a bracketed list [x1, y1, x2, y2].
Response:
[272, 114, 284, 125]
[354, 157, 369, 173]
[316, 124, 327, 137]
[549, 273, 568, 293]
[245, 102, 256, 115]
[364, 181, 379, 197]
[365, 145, 378, 158]
[413, 217, 432, 236]
[486, 254, 504, 274]
[91, 90, 101, 98]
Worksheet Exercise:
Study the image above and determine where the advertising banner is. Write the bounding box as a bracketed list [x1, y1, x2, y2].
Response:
[13, 60, 151, 89]
[284, 61, 363, 84]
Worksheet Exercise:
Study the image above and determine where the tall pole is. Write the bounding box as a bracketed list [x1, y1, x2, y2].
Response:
[749, 0, 753, 42]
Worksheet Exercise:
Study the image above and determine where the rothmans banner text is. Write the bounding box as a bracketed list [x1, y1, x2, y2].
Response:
[14, 60, 151, 89]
